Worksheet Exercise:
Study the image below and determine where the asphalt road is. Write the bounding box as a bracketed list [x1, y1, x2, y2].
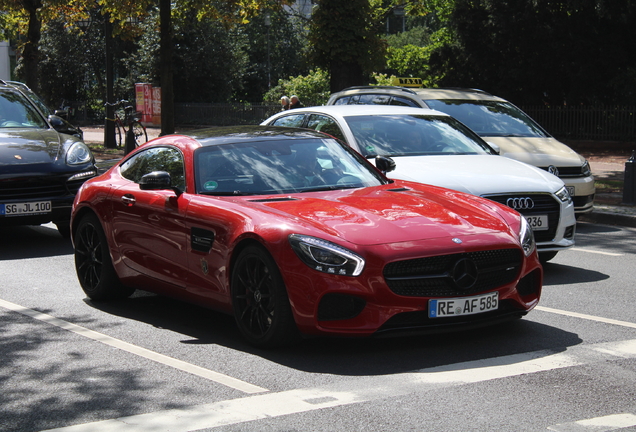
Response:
[1, 220, 635, 432]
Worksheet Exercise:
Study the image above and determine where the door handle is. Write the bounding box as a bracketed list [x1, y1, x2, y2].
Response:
[121, 194, 136, 206]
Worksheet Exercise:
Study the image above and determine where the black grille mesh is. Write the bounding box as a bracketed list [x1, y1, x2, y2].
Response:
[383, 248, 522, 297]
[483, 194, 560, 243]
[0, 175, 84, 200]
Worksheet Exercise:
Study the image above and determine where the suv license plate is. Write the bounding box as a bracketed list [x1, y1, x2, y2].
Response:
[429, 292, 498, 318]
[1, 201, 52, 216]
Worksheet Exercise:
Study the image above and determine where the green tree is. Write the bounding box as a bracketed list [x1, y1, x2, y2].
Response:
[308, 0, 387, 92]
[427, 0, 636, 105]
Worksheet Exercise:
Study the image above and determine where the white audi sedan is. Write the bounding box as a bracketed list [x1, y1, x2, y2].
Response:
[263, 105, 576, 262]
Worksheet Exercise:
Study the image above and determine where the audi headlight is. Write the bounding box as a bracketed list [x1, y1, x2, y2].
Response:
[66, 142, 93, 165]
[289, 234, 365, 276]
[581, 160, 592, 177]
[519, 216, 536, 257]
[554, 186, 572, 203]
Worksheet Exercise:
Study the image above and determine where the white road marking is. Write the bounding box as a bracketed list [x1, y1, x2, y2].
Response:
[548, 413, 636, 431]
[570, 247, 623, 256]
[40, 339, 636, 432]
[536, 305, 636, 329]
[0, 298, 267, 394]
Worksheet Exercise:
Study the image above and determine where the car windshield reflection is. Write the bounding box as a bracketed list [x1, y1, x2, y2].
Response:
[424, 100, 548, 138]
[0, 91, 48, 129]
[343, 114, 495, 158]
[194, 138, 387, 196]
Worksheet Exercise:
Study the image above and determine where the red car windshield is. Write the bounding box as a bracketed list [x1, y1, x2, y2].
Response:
[195, 138, 387, 196]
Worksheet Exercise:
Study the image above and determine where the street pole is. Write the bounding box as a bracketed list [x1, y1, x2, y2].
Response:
[104, 17, 116, 149]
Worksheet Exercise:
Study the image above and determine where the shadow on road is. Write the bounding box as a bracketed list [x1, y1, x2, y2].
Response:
[85, 291, 582, 376]
[0, 225, 73, 260]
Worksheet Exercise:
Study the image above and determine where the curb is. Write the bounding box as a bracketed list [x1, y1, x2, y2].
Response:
[578, 210, 636, 228]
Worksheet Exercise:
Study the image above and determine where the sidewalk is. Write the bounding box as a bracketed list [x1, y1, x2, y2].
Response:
[82, 127, 636, 228]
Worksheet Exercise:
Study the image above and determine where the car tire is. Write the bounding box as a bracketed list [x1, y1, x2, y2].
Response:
[74, 213, 135, 300]
[539, 251, 558, 263]
[231, 245, 299, 348]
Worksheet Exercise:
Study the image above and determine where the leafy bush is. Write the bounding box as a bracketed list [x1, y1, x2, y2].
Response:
[263, 69, 331, 106]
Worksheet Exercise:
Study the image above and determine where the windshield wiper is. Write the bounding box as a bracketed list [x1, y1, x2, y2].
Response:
[299, 185, 360, 193]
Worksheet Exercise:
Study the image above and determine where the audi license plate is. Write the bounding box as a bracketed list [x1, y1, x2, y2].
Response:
[0, 201, 52, 216]
[429, 292, 498, 318]
[525, 214, 548, 231]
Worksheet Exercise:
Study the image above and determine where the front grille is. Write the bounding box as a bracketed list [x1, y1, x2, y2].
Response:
[0, 174, 84, 200]
[383, 248, 522, 297]
[484, 193, 560, 243]
[540, 166, 586, 178]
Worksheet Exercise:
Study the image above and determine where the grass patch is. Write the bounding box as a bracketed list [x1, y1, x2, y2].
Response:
[595, 179, 623, 193]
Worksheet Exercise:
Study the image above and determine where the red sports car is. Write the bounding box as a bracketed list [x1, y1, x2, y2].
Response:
[71, 126, 542, 348]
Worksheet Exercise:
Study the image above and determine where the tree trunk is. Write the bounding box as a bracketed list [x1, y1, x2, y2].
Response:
[329, 61, 364, 93]
[22, 0, 43, 93]
[159, 0, 175, 135]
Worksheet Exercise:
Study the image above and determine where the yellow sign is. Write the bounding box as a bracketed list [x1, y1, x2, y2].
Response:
[391, 77, 423, 87]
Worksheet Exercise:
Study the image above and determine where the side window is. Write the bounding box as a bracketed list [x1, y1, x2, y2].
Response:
[120, 147, 185, 191]
[271, 114, 306, 128]
[357, 94, 390, 105]
[332, 97, 350, 105]
[390, 96, 420, 107]
[306, 114, 346, 142]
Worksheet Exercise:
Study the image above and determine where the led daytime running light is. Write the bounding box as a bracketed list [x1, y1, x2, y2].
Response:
[289, 234, 365, 276]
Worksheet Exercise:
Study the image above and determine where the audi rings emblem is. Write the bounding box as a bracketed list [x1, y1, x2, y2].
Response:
[506, 197, 535, 210]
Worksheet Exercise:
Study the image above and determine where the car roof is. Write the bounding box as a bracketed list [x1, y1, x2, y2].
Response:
[413, 88, 508, 102]
[185, 125, 332, 147]
[271, 104, 448, 118]
[329, 86, 508, 103]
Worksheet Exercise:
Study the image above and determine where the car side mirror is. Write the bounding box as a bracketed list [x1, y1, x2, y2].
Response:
[139, 171, 183, 196]
[486, 142, 500, 155]
[375, 155, 396, 174]
[48, 115, 83, 139]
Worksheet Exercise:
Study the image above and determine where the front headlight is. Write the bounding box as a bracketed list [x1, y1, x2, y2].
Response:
[66, 142, 93, 165]
[554, 186, 572, 203]
[582, 160, 592, 177]
[289, 234, 365, 276]
[519, 216, 536, 257]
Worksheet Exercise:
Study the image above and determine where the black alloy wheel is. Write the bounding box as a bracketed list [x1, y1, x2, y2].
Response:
[231, 245, 299, 348]
[74, 213, 135, 300]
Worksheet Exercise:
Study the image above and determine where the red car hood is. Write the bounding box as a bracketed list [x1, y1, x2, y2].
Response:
[246, 184, 512, 246]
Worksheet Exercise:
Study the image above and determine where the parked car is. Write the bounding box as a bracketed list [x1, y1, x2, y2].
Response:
[327, 87, 595, 216]
[0, 83, 97, 237]
[71, 126, 542, 348]
[263, 105, 575, 263]
[1, 80, 83, 140]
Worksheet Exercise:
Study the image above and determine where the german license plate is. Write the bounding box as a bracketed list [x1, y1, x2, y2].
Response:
[0, 201, 52, 216]
[525, 214, 548, 231]
[429, 292, 498, 318]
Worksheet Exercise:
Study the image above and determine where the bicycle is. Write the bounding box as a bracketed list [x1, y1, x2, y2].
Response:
[105, 100, 148, 148]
